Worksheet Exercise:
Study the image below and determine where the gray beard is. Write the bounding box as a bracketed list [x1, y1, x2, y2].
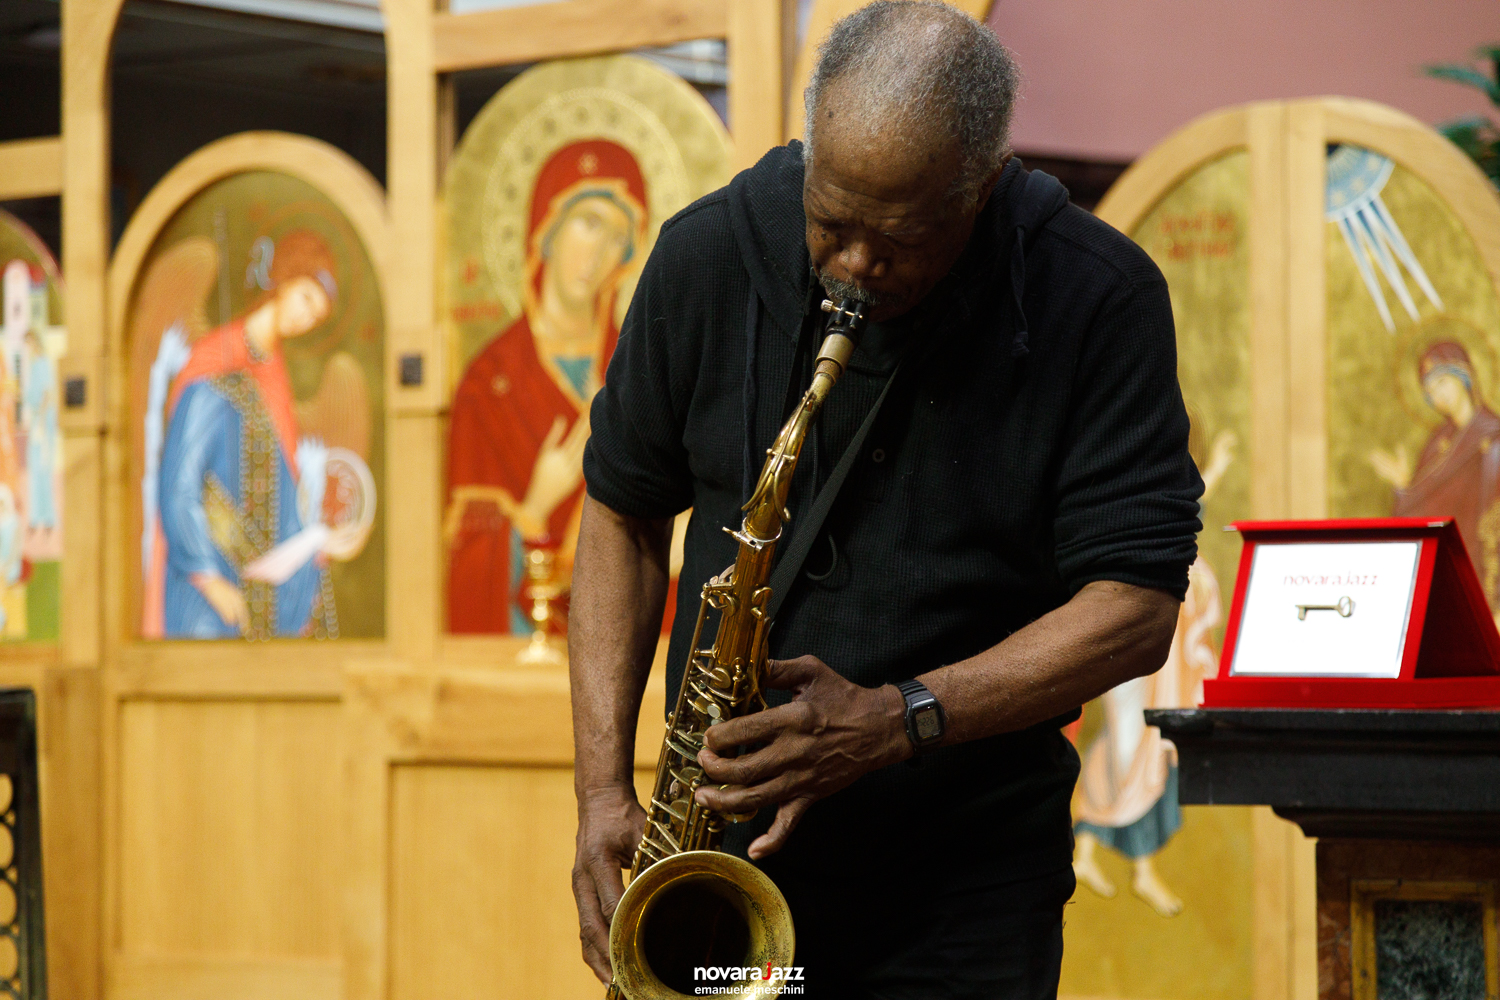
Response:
[816, 270, 882, 309]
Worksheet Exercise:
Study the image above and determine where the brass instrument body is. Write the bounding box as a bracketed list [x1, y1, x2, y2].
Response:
[606, 300, 867, 1000]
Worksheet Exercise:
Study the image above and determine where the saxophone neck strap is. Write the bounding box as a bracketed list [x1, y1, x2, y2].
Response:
[764, 361, 901, 621]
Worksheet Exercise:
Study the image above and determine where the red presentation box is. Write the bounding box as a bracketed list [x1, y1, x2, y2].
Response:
[1202, 518, 1500, 709]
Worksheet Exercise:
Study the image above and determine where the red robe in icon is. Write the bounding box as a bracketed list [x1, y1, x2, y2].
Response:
[446, 316, 617, 634]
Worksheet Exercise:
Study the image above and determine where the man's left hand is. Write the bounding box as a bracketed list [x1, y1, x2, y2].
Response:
[694, 655, 910, 860]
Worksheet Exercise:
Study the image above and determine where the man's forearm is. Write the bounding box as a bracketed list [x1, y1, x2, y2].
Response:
[568, 495, 674, 794]
[920, 580, 1180, 748]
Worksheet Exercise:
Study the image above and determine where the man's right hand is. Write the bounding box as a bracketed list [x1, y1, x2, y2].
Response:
[572, 785, 647, 983]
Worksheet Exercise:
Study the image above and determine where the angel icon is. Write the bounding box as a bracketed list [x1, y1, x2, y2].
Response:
[134, 228, 376, 640]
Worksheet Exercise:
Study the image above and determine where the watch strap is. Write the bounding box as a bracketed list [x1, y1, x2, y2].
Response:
[896, 678, 929, 700]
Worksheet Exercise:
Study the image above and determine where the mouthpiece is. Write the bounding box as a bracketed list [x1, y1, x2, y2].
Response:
[820, 298, 870, 336]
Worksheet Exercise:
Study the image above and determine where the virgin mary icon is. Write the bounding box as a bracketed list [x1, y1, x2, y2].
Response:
[441, 54, 731, 638]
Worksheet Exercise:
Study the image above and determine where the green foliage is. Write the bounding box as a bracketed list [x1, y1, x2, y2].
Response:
[1424, 45, 1500, 187]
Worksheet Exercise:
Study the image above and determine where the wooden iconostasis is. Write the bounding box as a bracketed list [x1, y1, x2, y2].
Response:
[6, 4, 1002, 1000]
[6, 2, 1500, 1000]
[1075, 97, 1500, 1000]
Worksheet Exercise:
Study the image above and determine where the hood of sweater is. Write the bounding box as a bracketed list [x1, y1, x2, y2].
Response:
[725, 140, 1072, 355]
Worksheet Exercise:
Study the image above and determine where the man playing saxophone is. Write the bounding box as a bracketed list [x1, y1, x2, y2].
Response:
[570, 3, 1203, 998]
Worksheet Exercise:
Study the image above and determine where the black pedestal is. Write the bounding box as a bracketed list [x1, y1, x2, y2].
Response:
[1146, 708, 1500, 841]
[1148, 708, 1500, 1000]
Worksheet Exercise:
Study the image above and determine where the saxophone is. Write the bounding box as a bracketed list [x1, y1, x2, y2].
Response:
[605, 298, 870, 1000]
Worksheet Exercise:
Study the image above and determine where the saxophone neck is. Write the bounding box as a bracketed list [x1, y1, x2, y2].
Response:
[740, 298, 869, 540]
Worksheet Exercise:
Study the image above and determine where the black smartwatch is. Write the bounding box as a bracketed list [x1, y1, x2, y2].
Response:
[896, 679, 946, 752]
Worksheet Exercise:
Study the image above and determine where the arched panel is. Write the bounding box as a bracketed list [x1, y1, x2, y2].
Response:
[440, 55, 729, 650]
[101, 132, 389, 1000]
[0, 210, 66, 645]
[106, 132, 389, 646]
[1072, 95, 1500, 1000]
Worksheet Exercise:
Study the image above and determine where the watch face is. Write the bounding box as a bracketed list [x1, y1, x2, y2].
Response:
[913, 706, 942, 741]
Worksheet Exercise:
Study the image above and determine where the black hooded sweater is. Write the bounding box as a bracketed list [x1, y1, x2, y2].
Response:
[584, 142, 1203, 887]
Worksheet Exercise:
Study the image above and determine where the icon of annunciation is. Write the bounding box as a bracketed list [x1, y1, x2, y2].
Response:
[443, 55, 731, 639]
[0, 210, 65, 642]
[127, 170, 384, 640]
[1326, 146, 1500, 618]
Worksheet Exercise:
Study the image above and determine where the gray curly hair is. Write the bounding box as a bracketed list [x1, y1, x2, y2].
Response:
[803, 1, 1021, 204]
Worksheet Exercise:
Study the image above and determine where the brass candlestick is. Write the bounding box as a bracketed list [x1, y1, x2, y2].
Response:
[516, 545, 566, 667]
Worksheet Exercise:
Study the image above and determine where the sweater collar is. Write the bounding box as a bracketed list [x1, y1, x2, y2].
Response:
[727, 141, 812, 338]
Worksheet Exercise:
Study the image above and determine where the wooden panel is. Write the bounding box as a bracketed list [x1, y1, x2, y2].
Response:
[116, 700, 341, 958]
[728, 0, 791, 171]
[39, 666, 102, 1000]
[385, 416, 443, 662]
[1252, 808, 1320, 1000]
[1246, 101, 1290, 521]
[784, 0, 994, 143]
[384, 0, 443, 669]
[388, 764, 653, 1000]
[1285, 101, 1327, 520]
[0, 138, 63, 200]
[60, 0, 125, 440]
[62, 433, 102, 668]
[106, 646, 353, 700]
[343, 655, 669, 1000]
[347, 662, 664, 767]
[1098, 100, 1321, 1000]
[58, 2, 122, 995]
[107, 954, 338, 1000]
[432, 0, 730, 74]
[1244, 99, 1319, 1000]
[1292, 829, 1318, 1000]
[61, 0, 117, 675]
[385, 0, 443, 419]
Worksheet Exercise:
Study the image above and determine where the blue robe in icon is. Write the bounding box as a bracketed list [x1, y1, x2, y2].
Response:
[154, 324, 333, 639]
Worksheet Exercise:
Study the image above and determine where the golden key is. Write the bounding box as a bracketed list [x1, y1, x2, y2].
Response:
[1296, 596, 1355, 620]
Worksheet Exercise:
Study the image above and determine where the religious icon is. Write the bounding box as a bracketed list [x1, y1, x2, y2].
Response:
[0, 209, 65, 641]
[127, 171, 384, 640]
[1073, 411, 1232, 918]
[1322, 143, 1500, 622]
[1367, 325, 1500, 613]
[442, 55, 731, 643]
[446, 140, 646, 648]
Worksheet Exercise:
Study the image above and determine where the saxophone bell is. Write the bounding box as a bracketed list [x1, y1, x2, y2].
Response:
[609, 850, 793, 1000]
